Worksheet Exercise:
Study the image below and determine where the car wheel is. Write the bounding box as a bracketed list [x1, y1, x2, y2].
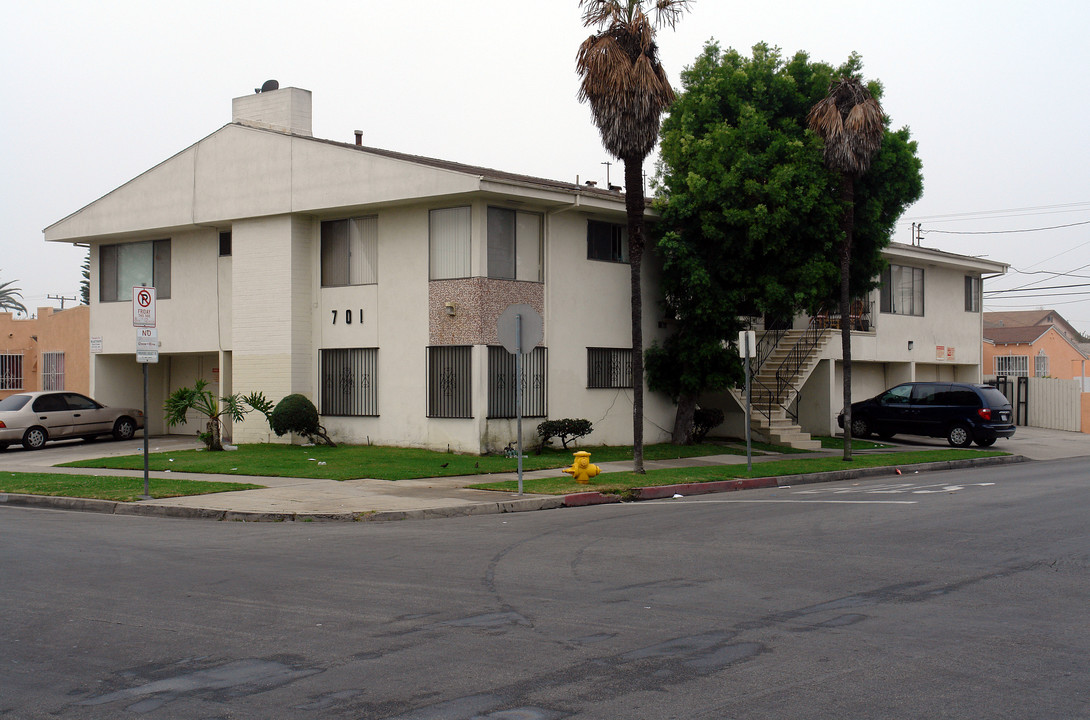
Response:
[947, 423, 973, 448]
[113, 417, 137, 441]
[850, 417, 871, 438]
[22, 427, 48, 450]
[976, 437, 997, 448]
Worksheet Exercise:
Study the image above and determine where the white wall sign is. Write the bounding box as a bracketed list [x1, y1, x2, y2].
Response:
[133, 286, 156, 328]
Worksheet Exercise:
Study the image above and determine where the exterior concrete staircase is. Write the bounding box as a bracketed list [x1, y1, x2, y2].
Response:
[732, 328, 832, 451]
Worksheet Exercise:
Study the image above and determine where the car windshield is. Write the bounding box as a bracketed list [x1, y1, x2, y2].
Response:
[0, 394, 31, 411]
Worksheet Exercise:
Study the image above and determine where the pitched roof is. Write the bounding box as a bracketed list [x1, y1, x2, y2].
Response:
[983, 325, 1051, 344]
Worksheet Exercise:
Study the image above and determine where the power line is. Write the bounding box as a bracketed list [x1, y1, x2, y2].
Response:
[920, 219, 1090, 236]
[985, 282, 1090, 294]
[904, 200, 1090, 223]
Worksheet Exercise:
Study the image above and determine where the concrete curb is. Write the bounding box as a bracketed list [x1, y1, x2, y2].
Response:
[0, 454, 1029, 522]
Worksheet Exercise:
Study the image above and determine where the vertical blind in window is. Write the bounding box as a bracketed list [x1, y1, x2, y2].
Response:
[430, 207, 471, 279]
[964, 276, 981, 312]
[321, 217, 378, 286]
[880, 265, 924, 316]
[487, 346, 547, 418]
[41, 352, 65, 391]
[587, 347, 633, 388]
[427, 346, 472, 418]
[321, 348, 378, 416]
[99, 239, 171, 302]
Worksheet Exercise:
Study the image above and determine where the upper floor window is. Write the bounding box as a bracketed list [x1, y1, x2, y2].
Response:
[0, 353, 23, 390]
[879, 264, 923, 316]
[964, 275, 981, 312]
[587, 220, 628, 263]
[430, 207, 471, 280]
[219, 231, 232, 257]
[487, 207, 543, 282]
[99, 239, 171, 302]
[322, 217, 378, 286]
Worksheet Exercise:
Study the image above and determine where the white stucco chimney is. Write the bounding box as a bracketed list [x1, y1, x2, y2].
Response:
[232, 86, 313, 136]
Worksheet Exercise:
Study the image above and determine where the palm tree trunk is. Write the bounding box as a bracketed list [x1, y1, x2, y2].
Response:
[624, 157, 646, 473]
[839, 173, 855, 461]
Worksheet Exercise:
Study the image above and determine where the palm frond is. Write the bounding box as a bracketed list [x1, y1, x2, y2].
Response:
[807, 77, 885, 176]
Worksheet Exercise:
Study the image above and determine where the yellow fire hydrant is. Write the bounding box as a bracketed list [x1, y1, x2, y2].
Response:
[562, 450, 601, 484]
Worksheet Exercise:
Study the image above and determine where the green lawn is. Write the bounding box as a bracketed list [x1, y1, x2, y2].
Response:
[60, 441, 751, 481]
[0, 473, 262, 502]
[817, 436, 895, 450]
[467, 449, 1008, 496]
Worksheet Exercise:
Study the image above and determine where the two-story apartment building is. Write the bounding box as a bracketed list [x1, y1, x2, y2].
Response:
[707, 243, 1009, 445]
[43, 86, 675, 453]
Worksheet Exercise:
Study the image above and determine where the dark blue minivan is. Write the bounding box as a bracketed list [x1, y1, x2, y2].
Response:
[838, 382, 1016, 448]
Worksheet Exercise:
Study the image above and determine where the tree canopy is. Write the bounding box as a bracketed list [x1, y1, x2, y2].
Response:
[647, 42, 923, 440]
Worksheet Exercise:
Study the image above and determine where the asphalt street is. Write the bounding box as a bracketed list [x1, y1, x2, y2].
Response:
[2, 457, 1088, 718]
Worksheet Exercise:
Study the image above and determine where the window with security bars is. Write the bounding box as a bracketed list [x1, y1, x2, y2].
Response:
[487, 346, 547, 418]
[994, 355, 1029, 377]
[321, 348, 378, 416]
[587, 347, 632, 388]
[41, 352, 65, 391]
[0, 354, 22, 390]
[427, 346, 472, 418]
[1035, 352, 1049, 377]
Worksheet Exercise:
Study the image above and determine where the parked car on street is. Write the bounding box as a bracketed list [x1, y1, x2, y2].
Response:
[0, 391, 145, 451]
[838, 382, 1016, 448]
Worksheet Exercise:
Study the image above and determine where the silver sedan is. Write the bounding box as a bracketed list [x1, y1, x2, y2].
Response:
[0, 391, 145, 451]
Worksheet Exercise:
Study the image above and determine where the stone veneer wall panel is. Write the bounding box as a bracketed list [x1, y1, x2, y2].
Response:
[429, 278, 544, 346]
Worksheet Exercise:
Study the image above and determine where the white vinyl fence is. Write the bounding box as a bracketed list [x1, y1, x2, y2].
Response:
[1026, 377, 1083, 432]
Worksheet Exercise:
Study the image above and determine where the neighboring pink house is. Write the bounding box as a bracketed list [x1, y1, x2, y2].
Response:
[983, 324, 1088, 380]
[0, 305, 90, 400]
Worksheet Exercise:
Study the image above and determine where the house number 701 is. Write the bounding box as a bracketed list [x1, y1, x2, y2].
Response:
[331, 309, 363, 325]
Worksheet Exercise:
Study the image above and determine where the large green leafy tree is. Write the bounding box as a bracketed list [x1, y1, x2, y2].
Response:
[0, 272, 28, 315]
[576, 0, 690, 473]
[649, 43, 923, 443]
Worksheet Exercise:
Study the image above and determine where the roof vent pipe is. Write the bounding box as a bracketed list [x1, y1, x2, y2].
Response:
[354, 130, 363, 146]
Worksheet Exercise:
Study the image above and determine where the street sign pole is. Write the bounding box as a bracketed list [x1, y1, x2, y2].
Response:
[143, 363, 150, 499]
[745, 340, 753, 472]
[516, 314, 523, 495]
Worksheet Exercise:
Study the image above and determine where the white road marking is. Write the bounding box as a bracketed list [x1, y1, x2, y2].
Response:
[657, 499, 918, 505]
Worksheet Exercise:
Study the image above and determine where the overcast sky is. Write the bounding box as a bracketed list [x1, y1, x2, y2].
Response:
[3, 1, 1089, 332]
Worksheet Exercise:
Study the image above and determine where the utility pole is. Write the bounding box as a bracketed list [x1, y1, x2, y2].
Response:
[601, 161, 612, 187]
[48, 294, 76, 309]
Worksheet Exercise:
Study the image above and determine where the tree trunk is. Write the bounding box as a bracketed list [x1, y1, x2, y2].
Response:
[624, 157, 646, 473]
[208, 418, 223, 452]
[840, 174, 855, 462]
[672, 393, 698, 445]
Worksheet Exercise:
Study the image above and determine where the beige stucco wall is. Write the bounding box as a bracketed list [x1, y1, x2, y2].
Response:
[0, 305, 90, 399]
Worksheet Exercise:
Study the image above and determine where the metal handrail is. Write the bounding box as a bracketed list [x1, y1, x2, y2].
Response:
[748, 315, 829, 423]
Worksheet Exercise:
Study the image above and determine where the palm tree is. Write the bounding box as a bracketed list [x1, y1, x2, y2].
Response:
[807, 78, 885, 461]
[0, 273, 28, 315]
[576, 0, 689, 473]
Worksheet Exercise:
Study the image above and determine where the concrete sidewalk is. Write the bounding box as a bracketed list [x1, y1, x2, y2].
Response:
[0, 426, 1084, 521]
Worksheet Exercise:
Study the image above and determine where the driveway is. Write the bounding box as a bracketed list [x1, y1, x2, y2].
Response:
[879, 424, 1090, 461]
